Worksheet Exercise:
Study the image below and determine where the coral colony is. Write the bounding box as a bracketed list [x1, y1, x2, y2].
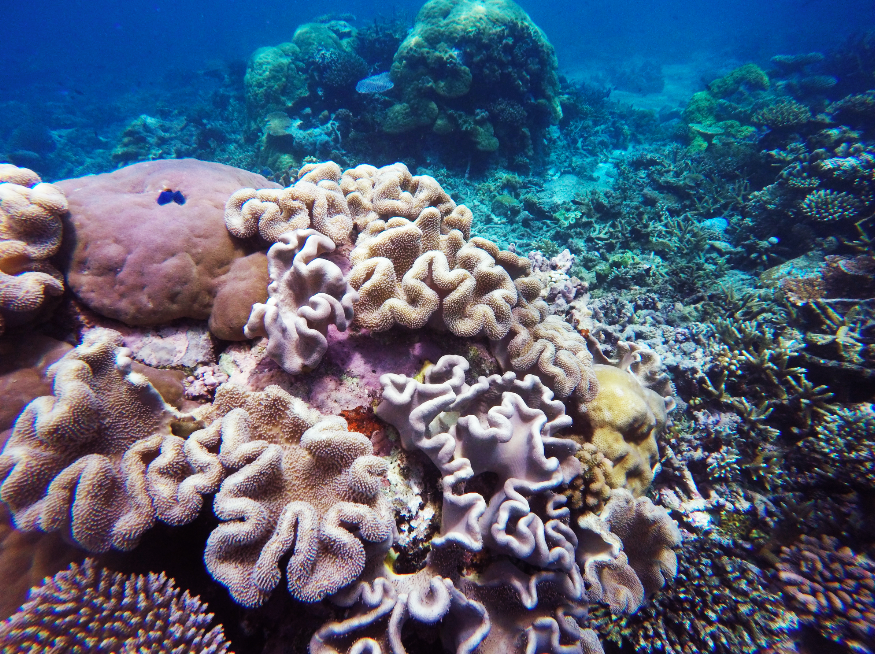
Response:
[0, 0, 874, 653]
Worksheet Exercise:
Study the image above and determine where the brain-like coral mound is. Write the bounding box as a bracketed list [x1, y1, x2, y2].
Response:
[57, 159, 279, 340]
[244, 228, 358, 374]
[0, 558, 230, 653]
[577, 363, 673, 496]
[387, 0, 562, 153]
[0, 329, 223, 552]
[202, 384, 393, 607]
[0, 163, 66, 334]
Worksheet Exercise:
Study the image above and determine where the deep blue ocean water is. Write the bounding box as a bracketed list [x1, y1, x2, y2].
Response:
[4, 0, 874, 94]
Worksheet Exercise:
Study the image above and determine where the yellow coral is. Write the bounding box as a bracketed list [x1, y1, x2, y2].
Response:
[580, 364, 671, 496]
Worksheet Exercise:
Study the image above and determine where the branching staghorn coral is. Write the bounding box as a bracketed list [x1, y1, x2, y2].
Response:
[592, 537, 796, 654]
[0, 163, 66, 334]
[0, 329, 221, 553]
[202, 384, 394, 607]
[775, 534, 875, 654]
[0, 558, 230, 653]
[244, 228, 358, 374]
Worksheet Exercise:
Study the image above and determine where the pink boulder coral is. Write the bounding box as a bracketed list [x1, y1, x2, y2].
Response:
[56, 159, 279, 340]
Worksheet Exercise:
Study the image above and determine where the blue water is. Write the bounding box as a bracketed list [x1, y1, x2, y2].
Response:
[3, 0, 873, 90]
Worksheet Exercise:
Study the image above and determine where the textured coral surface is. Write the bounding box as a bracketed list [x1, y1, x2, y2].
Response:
[57, 159, 278, 340]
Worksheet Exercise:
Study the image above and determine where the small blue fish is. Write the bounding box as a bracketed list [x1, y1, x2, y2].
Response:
[356, 71, 394, 94]
[157, 189, 186, 205]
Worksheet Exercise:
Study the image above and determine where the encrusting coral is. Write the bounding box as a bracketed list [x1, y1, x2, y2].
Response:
[0, 163, 66, 335]
[202, 384, 394, 607]
[0, 328, 222, 552]
[0, 558, 231, 653]
[244, 228, 358, 374]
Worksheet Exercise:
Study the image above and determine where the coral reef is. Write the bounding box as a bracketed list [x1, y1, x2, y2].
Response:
[0, 558, 230, 653]
[202, 384, 393, 607]
[0, 164, 66, 334]
[775, 535, 875, 653]
[386, 0, 561, 156]
[592, 538, 797, 654]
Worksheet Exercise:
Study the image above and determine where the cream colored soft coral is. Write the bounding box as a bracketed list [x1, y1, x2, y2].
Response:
[202, 384, 393, 607]
[0, 329, 221, 552]
[225, 161, 353, 244]
[0, 164, 66, 334]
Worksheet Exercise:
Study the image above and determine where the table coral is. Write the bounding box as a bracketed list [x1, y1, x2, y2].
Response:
[202, 384, 394, 607]
[56, 159, 278, 340]
[0, 163, 66, 334]
[0, 558, 230, 653]
[244, 229, 358, 374]
[0, 329, 223, 552]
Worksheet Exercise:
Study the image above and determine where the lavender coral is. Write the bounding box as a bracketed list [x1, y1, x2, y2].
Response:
[365, 354, 681, 654]
[244, 228, 358, 374]
[0, 559, 230, 653]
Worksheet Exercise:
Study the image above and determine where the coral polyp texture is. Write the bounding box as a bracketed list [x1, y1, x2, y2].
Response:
[225, 161, 353, 245]
[0, 558, 230, 653]
[226, 160, 599, 412]
[244, 228, 358, 374]
[0, 164, 66, 335]
[0, 328, 222, 552]
[202, 384, 393, 607]
[775, 534, 875, 653]
[364, 354, 681, 654]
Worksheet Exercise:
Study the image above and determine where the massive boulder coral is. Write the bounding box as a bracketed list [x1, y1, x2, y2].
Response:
[244, 229, 358, 374]
[0, 329, 223, 552]
[56, 159, 279, 340]
[386, 0, 562, 154]
[0, 164, 66, 334]
[573, 341, 676, 496]
[0, 558, 231, 653]
[202, 384, 394, 607]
